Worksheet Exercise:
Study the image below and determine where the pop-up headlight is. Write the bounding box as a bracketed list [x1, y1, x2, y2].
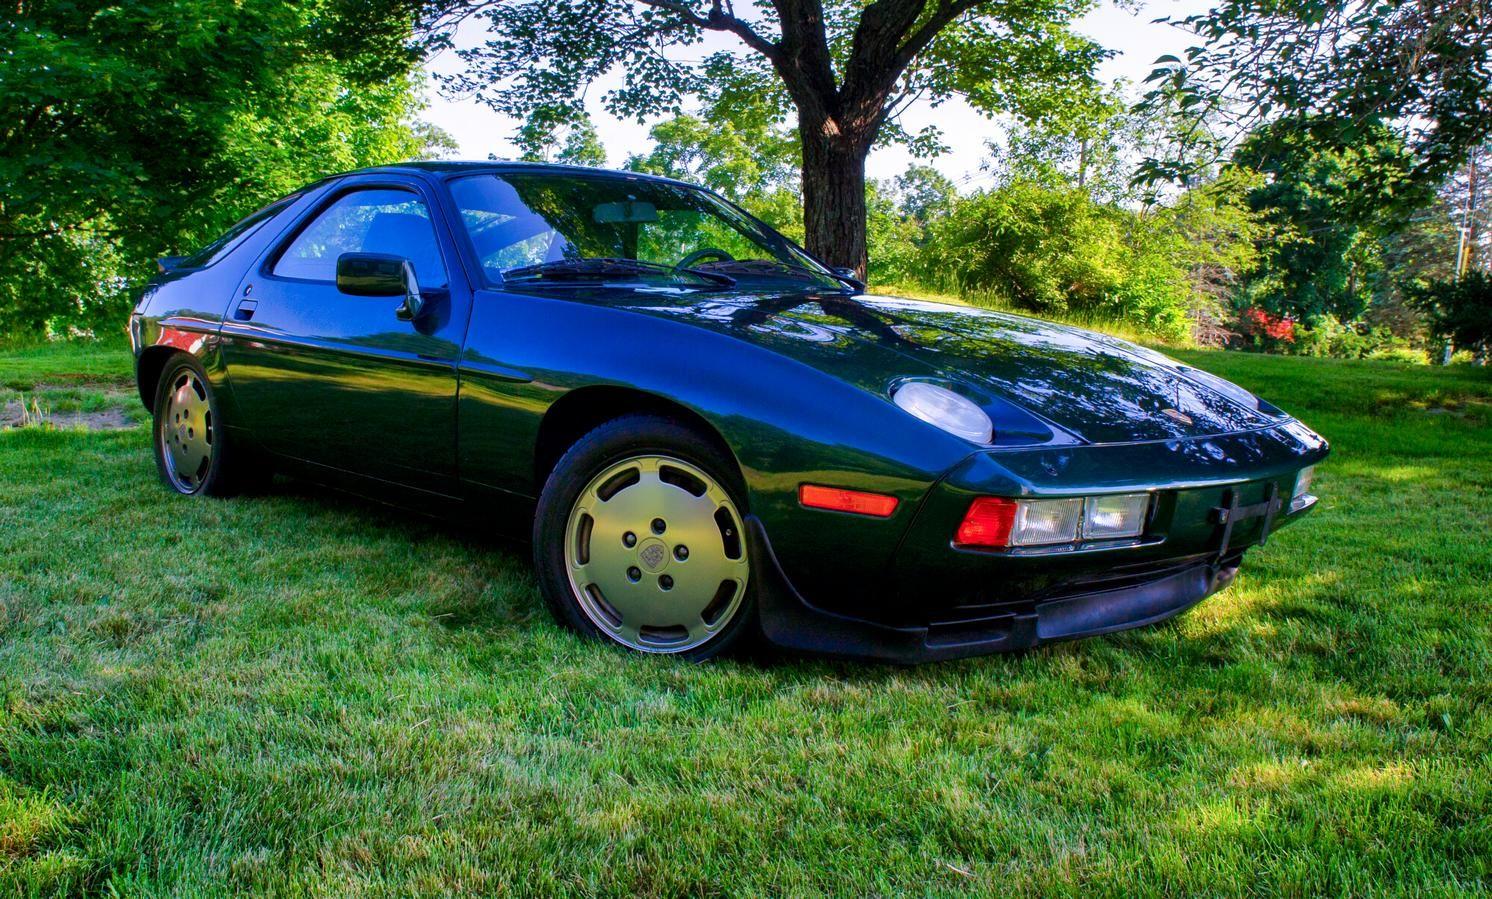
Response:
[892, 381, 993, 445]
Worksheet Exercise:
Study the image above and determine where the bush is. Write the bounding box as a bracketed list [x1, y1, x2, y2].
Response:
[1406, 271, 1492, 362]
[900, 180, 1195, 341]
[1103, 256, 1192, 342]
[1237, 307, 1298, 348]
[1366, 346, 1430, 364]
[1285, 314, 1423, 360]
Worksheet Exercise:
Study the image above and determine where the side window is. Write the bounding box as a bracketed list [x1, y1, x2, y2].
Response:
[272, 188, 448, 289]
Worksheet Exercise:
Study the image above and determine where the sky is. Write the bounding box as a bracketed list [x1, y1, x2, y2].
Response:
[418, 0, 1210, 190]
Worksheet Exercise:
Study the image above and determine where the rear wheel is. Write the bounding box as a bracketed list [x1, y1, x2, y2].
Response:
[151, 354, 262, 496]
[534, 416, 754, 659]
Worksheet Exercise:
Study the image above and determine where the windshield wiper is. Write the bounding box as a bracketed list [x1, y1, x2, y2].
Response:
[502, 257, 735, 288]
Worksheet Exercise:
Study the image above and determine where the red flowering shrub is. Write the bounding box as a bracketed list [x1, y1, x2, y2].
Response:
[1240, 307, 1296, 343]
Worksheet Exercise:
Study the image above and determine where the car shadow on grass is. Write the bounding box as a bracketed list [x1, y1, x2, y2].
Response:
[240, 473, 542, 634]
[147, 446, 1460, 710]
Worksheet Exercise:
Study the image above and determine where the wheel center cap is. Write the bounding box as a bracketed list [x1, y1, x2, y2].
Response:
[637, 538, 669, 573]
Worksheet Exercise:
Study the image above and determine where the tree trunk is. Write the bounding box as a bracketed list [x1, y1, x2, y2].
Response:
[800, 122, 871, 279]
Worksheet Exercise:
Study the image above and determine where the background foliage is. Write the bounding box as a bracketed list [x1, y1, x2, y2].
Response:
[2, 0, 1487, 363]
[0, 0, 443, 337]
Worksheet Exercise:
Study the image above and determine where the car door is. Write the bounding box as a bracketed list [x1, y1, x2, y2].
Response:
[219, 176, 470, 496]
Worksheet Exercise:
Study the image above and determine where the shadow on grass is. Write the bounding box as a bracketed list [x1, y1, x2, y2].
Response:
[223, 466, 1349, 686]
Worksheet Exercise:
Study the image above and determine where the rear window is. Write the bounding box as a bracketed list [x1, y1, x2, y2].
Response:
[179, 195, 298, 269]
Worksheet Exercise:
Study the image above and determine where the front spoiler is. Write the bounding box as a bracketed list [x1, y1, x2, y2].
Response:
[748, 516, 1236, 663]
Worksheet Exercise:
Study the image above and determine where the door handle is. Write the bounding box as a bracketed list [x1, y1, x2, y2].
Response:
[233, 299, 258, 321]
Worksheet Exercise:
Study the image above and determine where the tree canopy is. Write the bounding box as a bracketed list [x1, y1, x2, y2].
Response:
[0, 0, 437, 335]
[432, 0, 1111, 274]
[1138, 0, 1492, 194]
[1231, 119, 1416, 322]
[1408, 270, 1492, 361]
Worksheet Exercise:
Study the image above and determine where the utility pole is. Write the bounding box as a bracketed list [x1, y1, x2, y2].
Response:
[1443, 225, 1467, 364]
[1444, 155, 1476, 365]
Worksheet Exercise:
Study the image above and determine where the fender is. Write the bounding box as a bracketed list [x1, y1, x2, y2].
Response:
[456, 287, 979, 608]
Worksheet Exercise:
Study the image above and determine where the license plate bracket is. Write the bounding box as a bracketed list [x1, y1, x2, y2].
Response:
[1210, 482, 1282, 562]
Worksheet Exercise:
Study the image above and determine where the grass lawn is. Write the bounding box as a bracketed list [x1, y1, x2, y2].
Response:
[2, 339, 1489, 896]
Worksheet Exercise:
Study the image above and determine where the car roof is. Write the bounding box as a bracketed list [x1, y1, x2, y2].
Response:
[336, 159, 698, 190]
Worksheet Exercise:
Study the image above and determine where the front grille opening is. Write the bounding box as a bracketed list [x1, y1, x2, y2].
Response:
[714, 509, 742, 559]
[701, 580, 736, 626]
[944, 555, 1219, 620]
[659, 464, 707, 496]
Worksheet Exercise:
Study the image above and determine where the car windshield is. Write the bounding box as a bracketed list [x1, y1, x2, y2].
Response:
[449, 172, 841, 291]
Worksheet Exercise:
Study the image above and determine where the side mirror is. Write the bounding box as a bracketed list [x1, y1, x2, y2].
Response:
[336, 252, 423, 321]
[831, 266, 867, 293]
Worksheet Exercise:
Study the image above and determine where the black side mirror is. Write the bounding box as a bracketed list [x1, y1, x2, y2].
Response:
[336, 252, 423, 321]
[831, 266, 867, 293]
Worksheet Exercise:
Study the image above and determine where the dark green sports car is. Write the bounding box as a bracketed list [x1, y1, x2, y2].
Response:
[130, 162, 1328, 662]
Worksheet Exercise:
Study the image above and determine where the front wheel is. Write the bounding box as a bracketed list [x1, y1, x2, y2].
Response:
[533, 415, 754, 659]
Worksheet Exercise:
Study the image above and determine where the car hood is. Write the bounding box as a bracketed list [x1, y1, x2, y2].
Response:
[587, 288, 1280, 445]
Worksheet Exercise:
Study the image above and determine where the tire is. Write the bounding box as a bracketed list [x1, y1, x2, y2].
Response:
[533, 414, 755, 660]
[151, 354, 265, 497]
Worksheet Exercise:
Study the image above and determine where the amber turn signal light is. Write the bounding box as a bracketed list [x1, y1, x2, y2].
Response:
[798, 484, 900, 518]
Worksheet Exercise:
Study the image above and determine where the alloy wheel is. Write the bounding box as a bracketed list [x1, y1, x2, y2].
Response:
[564, 454, 749, 653]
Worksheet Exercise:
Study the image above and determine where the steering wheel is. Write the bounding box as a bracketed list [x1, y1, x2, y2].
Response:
[675, 247, 735, 270]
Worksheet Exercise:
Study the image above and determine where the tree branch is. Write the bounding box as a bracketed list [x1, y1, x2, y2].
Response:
[768, 0, 841, 125]
[845, 0, 928, 89]
[839, 0, 979, 134]
[887, 0, 980, 76]
[637, 0, 780, 60]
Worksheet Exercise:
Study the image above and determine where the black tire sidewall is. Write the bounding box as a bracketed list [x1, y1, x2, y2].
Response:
[533, 414, 755, 660]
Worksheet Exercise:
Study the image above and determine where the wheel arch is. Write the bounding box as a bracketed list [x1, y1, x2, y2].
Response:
[533, 385, 747, 505]
[135, 345, 186, 412]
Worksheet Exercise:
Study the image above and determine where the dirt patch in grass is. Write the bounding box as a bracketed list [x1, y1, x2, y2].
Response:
[0, 381, 142, 431]
[3, 374, 133, 391]
[1, 399, 134, 431]
[0, 404, 134, 430]
[1363, 391, 1492, 423]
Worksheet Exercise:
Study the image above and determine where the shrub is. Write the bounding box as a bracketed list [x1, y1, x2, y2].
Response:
[904, 180, 1196, 341]
[1366, 346, 1430, 365]
[1239, 307, 1297, 345]
[1406, 271, 1492, 362]
[1286, 314, 1423, 360]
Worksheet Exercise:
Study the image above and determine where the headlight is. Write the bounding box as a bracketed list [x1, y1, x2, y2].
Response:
[1290, 465, 1316, 512]
[955, 493, 1153, 548]
[892, 381, 993, 444]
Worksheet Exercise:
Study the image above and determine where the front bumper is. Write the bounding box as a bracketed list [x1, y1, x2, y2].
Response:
[750, 516, 1244, 662]
[750, 423, 1328, 663]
